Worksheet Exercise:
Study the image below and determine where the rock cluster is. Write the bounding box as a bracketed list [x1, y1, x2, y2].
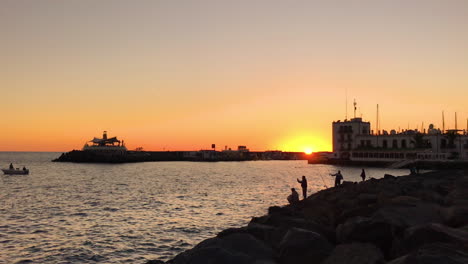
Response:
[147, 170, 468, 264]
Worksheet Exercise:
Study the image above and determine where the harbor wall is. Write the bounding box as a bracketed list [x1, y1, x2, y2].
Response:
[52, 150, 309, 163]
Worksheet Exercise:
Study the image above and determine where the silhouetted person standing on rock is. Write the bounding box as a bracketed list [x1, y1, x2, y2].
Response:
[360, 169, 366, 181]
[287, 188, 299, 204]
[330, 170, 343, 187]
[9, 163, 14, 169]
[297, 175, 308, 199]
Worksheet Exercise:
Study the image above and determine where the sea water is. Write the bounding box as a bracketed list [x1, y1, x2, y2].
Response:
[0, 152, 408, 263]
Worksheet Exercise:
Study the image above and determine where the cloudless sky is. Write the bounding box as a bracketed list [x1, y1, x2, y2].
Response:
[1, 0, 467, 152]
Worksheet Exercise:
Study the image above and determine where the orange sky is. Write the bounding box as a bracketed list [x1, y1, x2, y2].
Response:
[1, 1, 467, 152]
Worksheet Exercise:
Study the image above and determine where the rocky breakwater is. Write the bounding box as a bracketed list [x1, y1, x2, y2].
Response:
[147, 170, 468, 264]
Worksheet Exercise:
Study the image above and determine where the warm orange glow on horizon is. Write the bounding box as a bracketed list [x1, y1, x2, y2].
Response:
[274, 133, 332, 154]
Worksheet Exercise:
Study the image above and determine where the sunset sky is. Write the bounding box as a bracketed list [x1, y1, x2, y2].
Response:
[1, 0, 467, 152]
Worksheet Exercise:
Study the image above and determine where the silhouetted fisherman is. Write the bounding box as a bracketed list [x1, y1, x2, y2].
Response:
[330, 170, 343, 187]
[360, 169, 366, 181]
[297, 175, 308, 199]
[287, 188, 299, 205]
[9, 163, 14, 169]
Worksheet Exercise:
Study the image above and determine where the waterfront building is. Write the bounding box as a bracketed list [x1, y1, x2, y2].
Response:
[332, 118, 468, 162]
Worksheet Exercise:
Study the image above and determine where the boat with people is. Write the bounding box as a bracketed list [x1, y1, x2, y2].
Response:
[2, 168, 29, 175]
[2, 163, 29, 175]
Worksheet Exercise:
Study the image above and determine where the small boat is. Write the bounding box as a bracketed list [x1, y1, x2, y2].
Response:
[2, 168, 29, 175]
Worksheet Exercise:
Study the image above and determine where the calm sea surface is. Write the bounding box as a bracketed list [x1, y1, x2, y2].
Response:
[0, 152, 409, 263]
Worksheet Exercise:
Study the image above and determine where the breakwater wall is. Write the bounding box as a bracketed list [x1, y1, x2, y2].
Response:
[52, 150, 308, 163]
[147, 170, 468, 264]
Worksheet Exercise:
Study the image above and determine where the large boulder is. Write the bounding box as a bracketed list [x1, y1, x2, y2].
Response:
[278, 227, 333, 264]
[387, 243, 468, 264]
[444, 175, 468, 205]
[251, 213, 335, 243]
[170, 233, 275, 264]
[371, 197, 442, 229]
[415, 189, 445, 204]
[321, 243, 385, 264]
[336, 204, 379, 225]
[443, 205, 468, 227]
[357, 193, 378, 206]
[336, 216, 393, 256]
[214, 233, 275, 261]
[171, 246, 252, 264]
[396, 223, 468, 255]
[246, 222, 286, 249]
[301, 199, 336, 227]
[146, 260, 165, 264]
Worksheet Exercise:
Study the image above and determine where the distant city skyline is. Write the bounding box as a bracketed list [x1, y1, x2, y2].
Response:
[1, 0, 467, 152]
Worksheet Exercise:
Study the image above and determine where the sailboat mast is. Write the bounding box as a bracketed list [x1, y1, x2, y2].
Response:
[442, 111, 445, 133]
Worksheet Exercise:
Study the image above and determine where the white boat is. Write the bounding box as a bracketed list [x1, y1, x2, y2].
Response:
[2, 168, 29, 175]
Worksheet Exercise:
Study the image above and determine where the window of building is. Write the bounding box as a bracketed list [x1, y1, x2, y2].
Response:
[392, 139, 398, 148]
[382, 140, 388, 149]
[441, 139, 447, 148]
[401, 140, 407, 148]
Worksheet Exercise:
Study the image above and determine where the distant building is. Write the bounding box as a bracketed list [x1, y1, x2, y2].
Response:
[237, 146, 249, 152]
[83, 131, 127, 154]
[221, 145, 250, 160]
[332, 118, 468, 161]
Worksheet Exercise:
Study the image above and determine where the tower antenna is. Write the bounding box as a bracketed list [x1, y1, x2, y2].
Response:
[376, 104, 379, 135]
[345, 88, 348, 120]
[353, 99, 357, 119]
[455, 112, 458, 131]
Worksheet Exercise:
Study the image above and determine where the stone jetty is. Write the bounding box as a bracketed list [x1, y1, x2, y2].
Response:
[147, 170, 468, 264]
[53, 150, 308, 163]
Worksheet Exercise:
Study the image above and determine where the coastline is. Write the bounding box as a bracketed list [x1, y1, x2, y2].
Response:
[147, 169, 468, 264]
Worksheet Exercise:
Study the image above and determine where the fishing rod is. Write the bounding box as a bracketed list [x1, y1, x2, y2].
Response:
[318, 173, 328, 189]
